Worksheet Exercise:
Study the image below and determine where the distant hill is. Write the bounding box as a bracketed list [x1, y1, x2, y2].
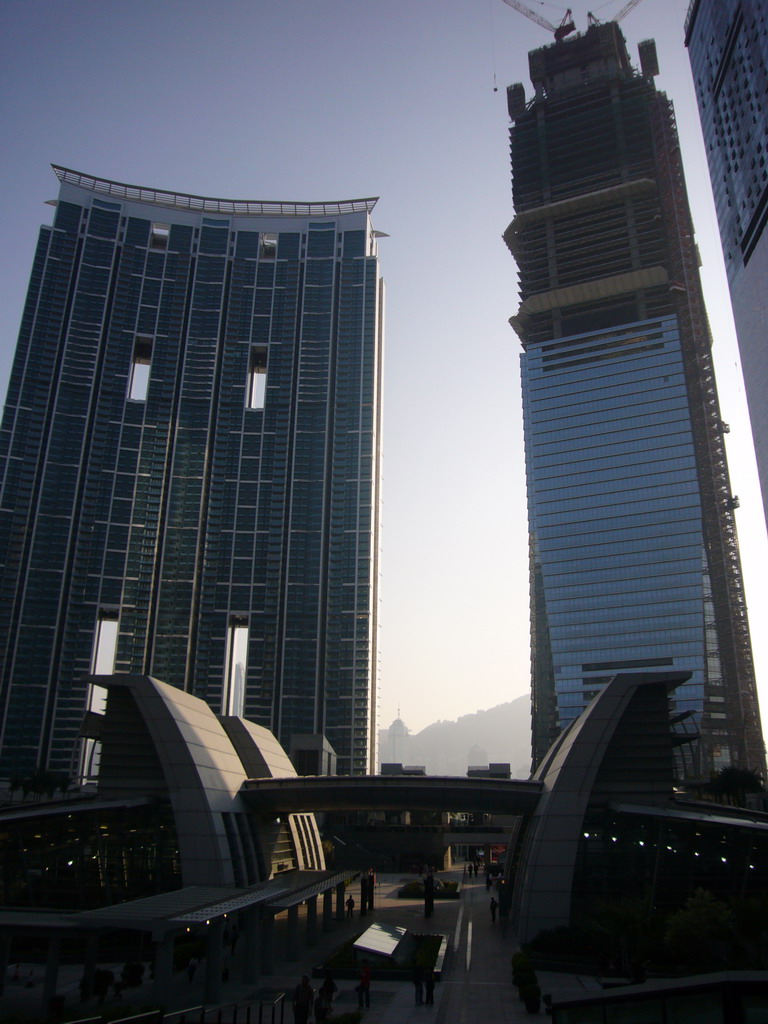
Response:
[407, 695, 531, 778]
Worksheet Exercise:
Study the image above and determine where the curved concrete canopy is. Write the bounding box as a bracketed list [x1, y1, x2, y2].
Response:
[87, 674, 325, 885]
[512, 670, 691, 941]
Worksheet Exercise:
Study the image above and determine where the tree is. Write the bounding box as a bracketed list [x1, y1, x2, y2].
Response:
[728, 894, 768, 969]
[7, 772, 23, 803]
[705, 767, 763, 807]
[589, 896, 664, 979]
[664, 889, 734, 970]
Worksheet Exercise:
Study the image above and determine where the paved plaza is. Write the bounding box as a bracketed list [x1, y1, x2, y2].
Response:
[1, 870, 599, 1023]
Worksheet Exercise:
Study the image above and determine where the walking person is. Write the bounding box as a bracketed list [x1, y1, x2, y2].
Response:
[490, 896, 498, 923]
[315, 971, 337, 1022]
[425, 970, 436, 1005]
[357, 959, 371, 1008]
[292, 975, 314, 1024]
[186, 957, 198, 983]
[346, 894, 355, 918]
[412, 966, 424, 1005]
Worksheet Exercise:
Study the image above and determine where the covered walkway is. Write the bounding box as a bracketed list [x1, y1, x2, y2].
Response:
[0, 870, 358, 1015]
[241, 774, 542, 815]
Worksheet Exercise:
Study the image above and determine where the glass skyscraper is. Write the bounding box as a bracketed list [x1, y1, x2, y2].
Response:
[506, 23, 765, 777]
[0, 167, 384, 778]
[685, 0, 768, 532]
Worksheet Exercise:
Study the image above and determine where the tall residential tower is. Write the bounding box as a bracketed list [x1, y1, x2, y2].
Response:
[506, 23, 765, 777]
[686, 0, 768, 531]
[0, 167, 384, 777]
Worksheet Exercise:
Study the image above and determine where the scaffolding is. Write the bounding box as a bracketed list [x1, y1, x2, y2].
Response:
[650, 95, 765, 775]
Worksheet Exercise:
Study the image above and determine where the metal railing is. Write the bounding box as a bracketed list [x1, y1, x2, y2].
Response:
[52, 166, 377, 218]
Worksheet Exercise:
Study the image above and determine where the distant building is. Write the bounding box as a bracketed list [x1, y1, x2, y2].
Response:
[378, 715, 411, 769]
[289, 734, 338, 777]
[0, 167, 384, 778]
[467, 744, 489, 769]
[467, 763, 512, 780]
[380, 762, 426, 776]
[506, 23, 765, 777]
[685, 0, 768, 530]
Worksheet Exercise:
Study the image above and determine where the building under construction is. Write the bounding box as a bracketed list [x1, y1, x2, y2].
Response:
[506, 21, 765, 778]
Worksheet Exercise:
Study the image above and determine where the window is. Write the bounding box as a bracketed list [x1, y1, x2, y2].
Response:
[129, 336, 152, 401]
[91, 611, 119, 680]
[259, 233, 277, 259]
[224, 617, 249, 716]
[80, 611, 119, 783]
[150, 222, 170, 250]
[247, 346, 267, 409]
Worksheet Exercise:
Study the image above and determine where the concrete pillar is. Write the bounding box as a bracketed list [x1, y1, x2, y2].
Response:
[261, 913, 275, 974]
[81, 934, 99, 1002]
[306, 895, 318, 947]
[335, 881, 345, 921]
[322, 889, 334, 932]
[0, 932, 11, 996]
[204, 917, 225, 1006]
[360, 878, 367, 918]
[42, 935, 61, 1015]
[152, 934, 175, 1008]
[286, 904, 300, 961]
[242, 906, 260, 985]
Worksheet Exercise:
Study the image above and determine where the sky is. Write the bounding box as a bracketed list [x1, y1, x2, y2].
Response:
[0, 0, 766, 738]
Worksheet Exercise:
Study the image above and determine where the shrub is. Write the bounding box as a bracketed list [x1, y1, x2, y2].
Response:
[520, 984, 541, 1013]
[397, 878, 448, 898]
[511, 950, 532, 971]
[514, 967, 537, 990]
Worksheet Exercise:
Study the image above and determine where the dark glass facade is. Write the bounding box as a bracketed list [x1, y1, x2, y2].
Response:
[686, 0, 768, 532]
[0, 802, 181, 909]
[0, 169, 384, 777]
[506, 24, 765, 777]
[573, 804, 768, 915]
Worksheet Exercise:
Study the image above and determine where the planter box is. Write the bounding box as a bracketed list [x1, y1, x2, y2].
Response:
[397, 883, 461, 899]
[314, 934, 448, 982]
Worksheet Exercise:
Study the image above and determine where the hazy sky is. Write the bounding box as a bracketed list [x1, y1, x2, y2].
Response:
[1, 0, 766, 737]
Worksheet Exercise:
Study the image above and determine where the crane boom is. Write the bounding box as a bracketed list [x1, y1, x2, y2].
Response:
[501, 0, 556, 34]
[501, 1, 576, 41]
[614, 0, 646, 21]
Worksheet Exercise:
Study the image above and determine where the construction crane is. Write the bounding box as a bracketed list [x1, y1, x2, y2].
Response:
[501, 0, 576, 42]
[587, 0, 647, 26]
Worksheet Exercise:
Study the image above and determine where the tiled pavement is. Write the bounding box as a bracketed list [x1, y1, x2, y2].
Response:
[1, 870, 601, 1021]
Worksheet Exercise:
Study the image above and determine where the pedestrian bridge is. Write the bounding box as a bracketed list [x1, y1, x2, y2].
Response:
[240, 774, 543, 815]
